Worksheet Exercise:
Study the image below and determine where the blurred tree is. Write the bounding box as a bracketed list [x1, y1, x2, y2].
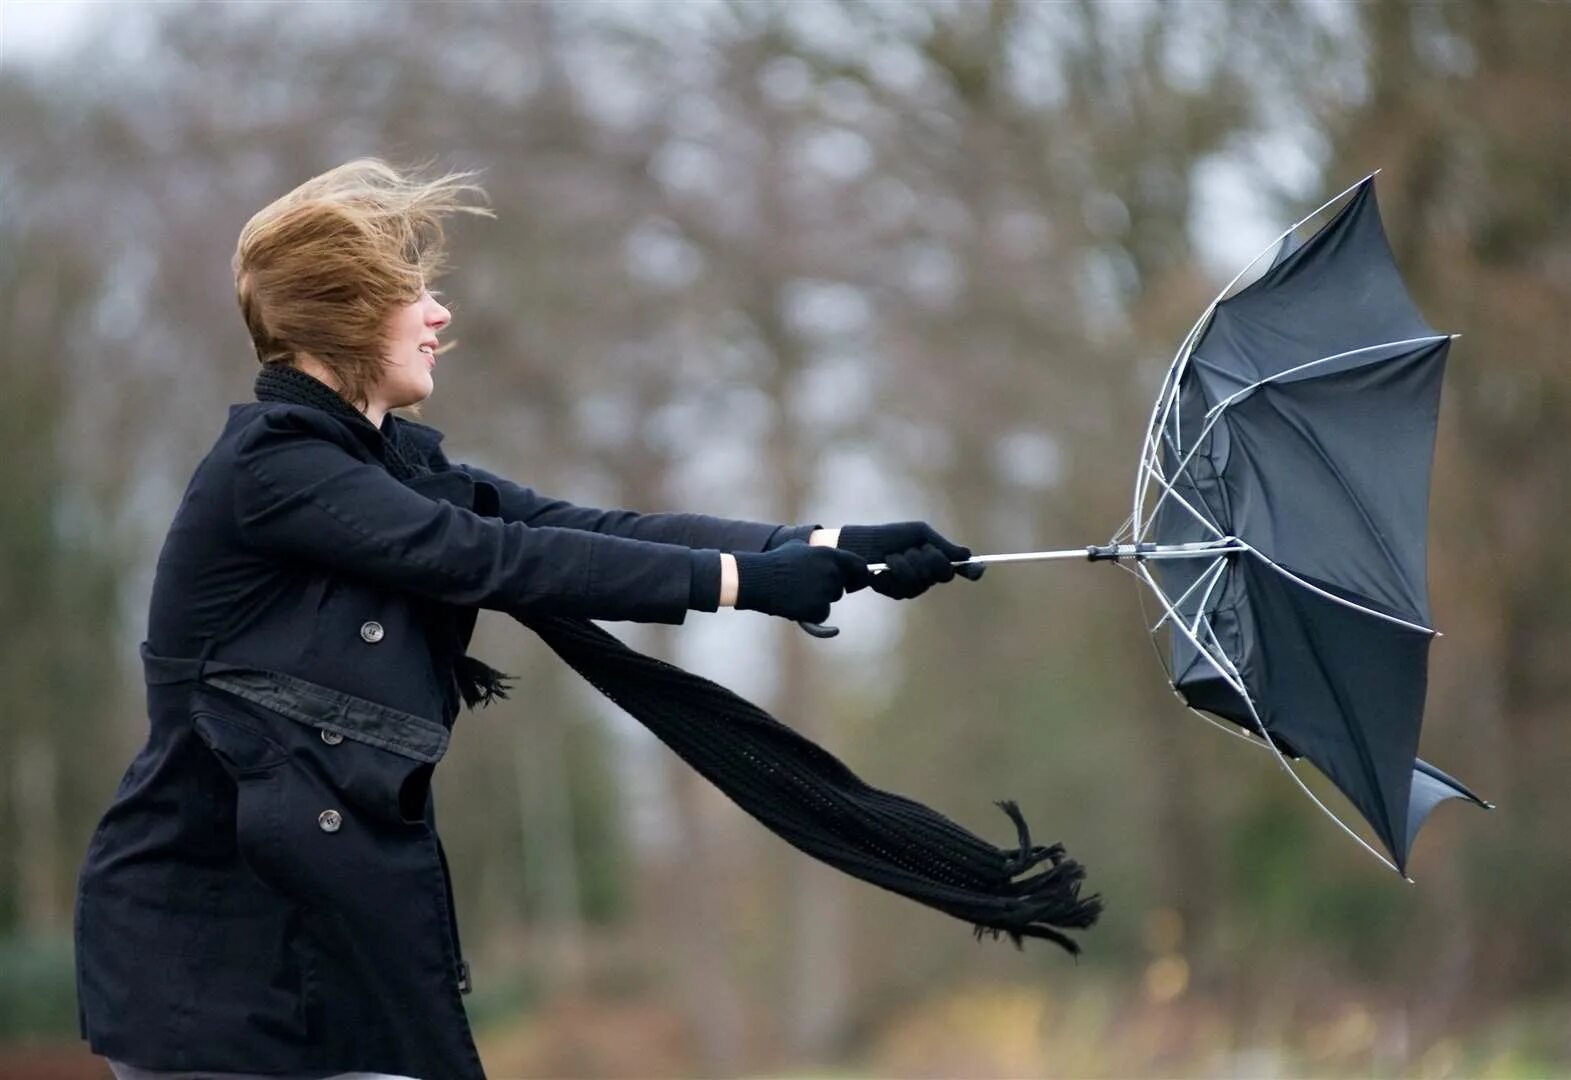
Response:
[4, 0, 1570, 1070]
[1305, 0, 1571, 1019]
[0, 219, 125, 944]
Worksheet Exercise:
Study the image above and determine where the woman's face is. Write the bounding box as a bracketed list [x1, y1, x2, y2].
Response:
[375, 285, 451, 412]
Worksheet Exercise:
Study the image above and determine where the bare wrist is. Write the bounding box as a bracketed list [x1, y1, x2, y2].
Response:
[808, 527, 841, 547]
[719, 552, 739, 606]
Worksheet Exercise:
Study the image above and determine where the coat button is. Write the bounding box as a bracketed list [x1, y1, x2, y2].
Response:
[318, 809, 342, 833]
[320, 729, 344, 745]
[359, 620, 385, 643]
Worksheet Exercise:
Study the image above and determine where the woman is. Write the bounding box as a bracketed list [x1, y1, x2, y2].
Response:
[72, 158, 983, 1080]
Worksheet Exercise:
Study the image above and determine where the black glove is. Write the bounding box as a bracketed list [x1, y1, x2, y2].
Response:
[836, 520, 985, 600]
[734, 540, 873, 623]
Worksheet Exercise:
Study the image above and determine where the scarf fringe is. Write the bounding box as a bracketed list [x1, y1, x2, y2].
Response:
[453, 654, 516, 710]
[967, 799, 1102, 954]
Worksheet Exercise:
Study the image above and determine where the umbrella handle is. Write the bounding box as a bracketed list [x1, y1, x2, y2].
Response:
[792, 557, 976, 638]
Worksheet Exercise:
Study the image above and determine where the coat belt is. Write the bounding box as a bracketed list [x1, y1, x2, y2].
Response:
[140, 640, 451, 764]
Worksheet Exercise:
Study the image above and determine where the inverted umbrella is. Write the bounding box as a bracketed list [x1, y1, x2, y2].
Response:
[829, 173, 1492, 877]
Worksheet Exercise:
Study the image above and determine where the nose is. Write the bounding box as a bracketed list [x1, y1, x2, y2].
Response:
[427, 298, 451, 332]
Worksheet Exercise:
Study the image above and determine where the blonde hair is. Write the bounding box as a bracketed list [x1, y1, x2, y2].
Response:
[233, 156, 495, 412]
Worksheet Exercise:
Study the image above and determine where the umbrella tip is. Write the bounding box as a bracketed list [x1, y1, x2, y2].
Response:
[1403, 874, 1416, 885]
[1483, 800, 1498, 810]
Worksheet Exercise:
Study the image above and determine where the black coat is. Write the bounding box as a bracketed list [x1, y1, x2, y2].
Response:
[73, 400, 811, 1078]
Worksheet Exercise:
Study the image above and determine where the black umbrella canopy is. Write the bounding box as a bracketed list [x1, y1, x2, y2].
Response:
[1143, 176, 1490, 874]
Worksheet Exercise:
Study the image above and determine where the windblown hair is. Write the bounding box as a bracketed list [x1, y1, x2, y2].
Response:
[232, 156, 495, 413]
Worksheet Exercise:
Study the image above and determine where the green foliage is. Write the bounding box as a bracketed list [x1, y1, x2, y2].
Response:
[0, 933, 78, 1039]
[562, 710, 631, 926]
[463, 964, 545, 1032]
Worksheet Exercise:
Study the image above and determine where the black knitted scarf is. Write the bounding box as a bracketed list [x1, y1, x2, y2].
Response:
[254, 362, 1102, 953]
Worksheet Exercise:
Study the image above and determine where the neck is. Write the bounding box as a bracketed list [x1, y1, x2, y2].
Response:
[292, 353, 386, 427]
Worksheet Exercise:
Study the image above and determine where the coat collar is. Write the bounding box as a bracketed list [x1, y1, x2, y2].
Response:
[231, 401, 471, 508]
[391, 415, 447, 459]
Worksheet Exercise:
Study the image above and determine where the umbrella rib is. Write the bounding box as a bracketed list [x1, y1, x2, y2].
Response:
[1185, 704, 1271, 749]
[1136, 334, 1451, 547]
[1191, 617, 1274, 749]
[1250, 386, 1429, 620]
[1136, 570, 1272, 749]
[1109, 509, 1136, 546]
[1139, 382, 1232, 544]
[1138, 462, 1226, 542]
[1188, 558, 1230, 639]
[1196, 615, 1262, 734]
[1133, 171, 1381, 537]
[1201, 335, 1454, 422]
[1137, 455, 1227, 540]
[1139, 411, 1229, 542]
[1236, 544, 1436, 636]
[1134, 563, 1404, 873]
[1135, 317, 1212, 535]
[1143, 564, 1398, 836]
[1271, 576, 1408, 862]
[1148, 555, 1228, 633]
[1183, 580, 1405, 876]
[1133, 571, 1176, 681]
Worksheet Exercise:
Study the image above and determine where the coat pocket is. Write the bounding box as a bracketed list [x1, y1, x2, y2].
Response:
[190, 683, 441, 908]
[193, 706, 290, 774]
[190, 706, 291, 896]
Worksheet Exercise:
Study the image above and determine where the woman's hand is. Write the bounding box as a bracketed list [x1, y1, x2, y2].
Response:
[724, 541, 872, 622]
[831, 520, 985, 600]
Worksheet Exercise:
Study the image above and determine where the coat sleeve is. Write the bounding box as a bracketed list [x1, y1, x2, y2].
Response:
[450, 460, 818, 553]
[230, 406, 708, 624]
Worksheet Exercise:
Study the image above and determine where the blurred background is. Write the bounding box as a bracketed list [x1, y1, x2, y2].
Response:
[2, 1, 1567, 1077]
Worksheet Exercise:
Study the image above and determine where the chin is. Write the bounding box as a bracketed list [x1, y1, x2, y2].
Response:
[406, 374, 435, 404]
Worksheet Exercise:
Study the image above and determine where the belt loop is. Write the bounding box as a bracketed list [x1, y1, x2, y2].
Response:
[194, 636, 219, 683]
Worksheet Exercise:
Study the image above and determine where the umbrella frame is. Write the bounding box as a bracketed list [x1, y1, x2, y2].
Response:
[1124, 173, 1441, 876]
[868, 172, 1460, 876]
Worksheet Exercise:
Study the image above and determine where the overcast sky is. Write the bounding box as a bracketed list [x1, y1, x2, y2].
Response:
[1, 0, 102, 65]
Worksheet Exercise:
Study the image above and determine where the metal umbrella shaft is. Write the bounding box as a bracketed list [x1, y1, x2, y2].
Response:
[864, 540, 1247, 574]
[800, 539, 1245, 637]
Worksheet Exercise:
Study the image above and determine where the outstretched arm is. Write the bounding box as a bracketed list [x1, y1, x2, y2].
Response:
[452, 459, 825, 553]
[232, 406, 724, 624]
